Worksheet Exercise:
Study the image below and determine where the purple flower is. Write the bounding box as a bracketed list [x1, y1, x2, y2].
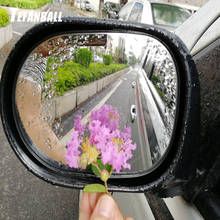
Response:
[98, 129, 136, 173]
[120, 127, 132, 141]
[65, 131, 81, 168]
[91, 104, 120, 132]
[65, 104, 136, 174]
[74, 115, 86, 136]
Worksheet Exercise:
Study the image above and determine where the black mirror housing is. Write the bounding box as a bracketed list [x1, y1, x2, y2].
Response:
[0, 17, 200, 197]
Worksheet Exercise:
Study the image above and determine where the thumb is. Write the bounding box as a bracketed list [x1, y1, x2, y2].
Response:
[90, 194, 124, 220]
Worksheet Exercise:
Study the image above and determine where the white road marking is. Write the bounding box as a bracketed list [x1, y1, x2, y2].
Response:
[60, 79, 123, 146]
[13, 31, 22, 36]
[46, 8, 50, 14]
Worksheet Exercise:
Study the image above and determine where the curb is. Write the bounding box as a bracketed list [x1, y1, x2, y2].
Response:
[0, 24, 13, 50]
[43, 68, 129, 121]
[0, 3, 51, 17]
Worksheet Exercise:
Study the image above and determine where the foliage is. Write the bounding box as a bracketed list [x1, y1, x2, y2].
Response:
[0, 0, 50, 9]
[103, 54, 112, 65]
[151, 75, 165, 101]
[74, 48, 93, 68]
[113, 47, 128, 64]
[0, 8, 9, 27]
[83, 184, 106, 193]
[44, 59, 128, 96]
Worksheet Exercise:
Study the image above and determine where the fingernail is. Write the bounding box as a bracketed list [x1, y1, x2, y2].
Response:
[93, 194, 115, 219]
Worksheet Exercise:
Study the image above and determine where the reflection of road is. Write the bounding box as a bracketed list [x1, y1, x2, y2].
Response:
[58, 67, 153, 173]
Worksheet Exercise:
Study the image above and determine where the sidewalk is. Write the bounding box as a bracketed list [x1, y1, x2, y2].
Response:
[0, 34, 18, 78]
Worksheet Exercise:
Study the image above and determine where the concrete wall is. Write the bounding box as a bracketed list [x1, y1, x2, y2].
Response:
[0, 24, 12, 50]
[43, 68, 128, 120]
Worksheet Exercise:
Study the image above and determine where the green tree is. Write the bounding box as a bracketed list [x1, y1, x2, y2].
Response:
[103, 55, 112, 65]
[74, 48, 93, 68]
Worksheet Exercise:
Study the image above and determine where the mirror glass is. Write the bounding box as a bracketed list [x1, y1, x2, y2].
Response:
[15, 33, 178, 174]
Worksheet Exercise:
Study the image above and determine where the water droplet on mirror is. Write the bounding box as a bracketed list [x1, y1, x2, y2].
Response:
[162, 50, 167, 55]
[32, 53, 38, 61]
[52, 63, 58, 70]
[64, 39, 69, 44]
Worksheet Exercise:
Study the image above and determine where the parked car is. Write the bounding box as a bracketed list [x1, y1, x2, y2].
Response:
[74, 0, 92, 11]
[102, 1, 121, 19]
[119, 0, 191, 31]
[84, 0, 92, 11]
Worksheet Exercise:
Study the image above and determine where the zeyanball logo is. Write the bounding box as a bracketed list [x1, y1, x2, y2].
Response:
[11, 11, 62, 23]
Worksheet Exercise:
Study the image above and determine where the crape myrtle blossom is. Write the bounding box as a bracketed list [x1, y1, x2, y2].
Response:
[74, 115, 86, 136]
[65, 131, 81, 168]
[65, 104, 136, 174]
[90, 104, 120, 132]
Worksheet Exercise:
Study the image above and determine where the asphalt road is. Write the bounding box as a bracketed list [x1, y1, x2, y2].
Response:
[0, 119, 80, 219]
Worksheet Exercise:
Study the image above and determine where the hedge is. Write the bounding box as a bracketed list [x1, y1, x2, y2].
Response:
[0, 8, 9, 27]
[44, 60, 128, 96]
[0, 0, 50, 9]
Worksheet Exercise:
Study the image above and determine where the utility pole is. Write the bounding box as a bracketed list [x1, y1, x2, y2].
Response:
[70, 0, 75, 6]
[99, 0, 104, 17]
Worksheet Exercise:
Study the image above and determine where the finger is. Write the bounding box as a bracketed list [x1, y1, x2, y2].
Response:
[90, 194, 124, 220]
[79, 192, 91, 220]
[88, 192, 103, 211]
[125, 217, 134, 220]
[79, 192, 103, 220]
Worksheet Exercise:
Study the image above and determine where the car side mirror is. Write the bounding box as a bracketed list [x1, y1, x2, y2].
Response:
[0, 18, 200, 197]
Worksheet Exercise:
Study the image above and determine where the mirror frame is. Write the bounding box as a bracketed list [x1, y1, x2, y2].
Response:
[0, 17, 200, 196]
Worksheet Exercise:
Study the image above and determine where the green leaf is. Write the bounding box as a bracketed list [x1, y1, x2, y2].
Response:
[105, 164, 112, 173]
[86, 164, 92, 170]
[97, 159, 105, 170]
[83, 184, 106, 193]
[91, 164, 100, 177]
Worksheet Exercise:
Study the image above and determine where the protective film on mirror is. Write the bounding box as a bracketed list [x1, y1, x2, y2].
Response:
[15, 33, 178, 174]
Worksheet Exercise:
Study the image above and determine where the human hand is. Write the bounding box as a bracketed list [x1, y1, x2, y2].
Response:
[79, 192, 134, 220]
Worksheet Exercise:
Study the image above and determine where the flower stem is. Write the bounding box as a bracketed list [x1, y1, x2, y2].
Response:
[104, 180, 108, 193]
[109, 167, 113, 176]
